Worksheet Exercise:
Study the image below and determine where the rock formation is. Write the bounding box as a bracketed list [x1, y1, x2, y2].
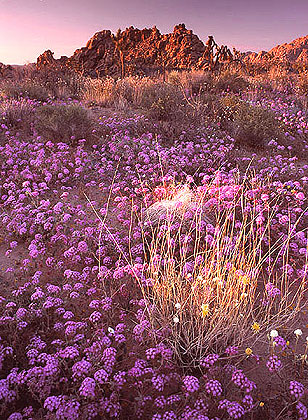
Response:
[36, 50, 68, 70]
[244, 35, 308, 65]
[0, 62, 14, 78]
[37, 24, 233, 77]
[36, 50, 57, 69]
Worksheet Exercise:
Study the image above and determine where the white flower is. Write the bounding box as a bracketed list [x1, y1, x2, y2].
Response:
[294, 329, 303, 337]
[108, 327, 115, 334]
[270, 329, 279, 338]
[173, 316, 180, 324]
[175, 303, 181, 310]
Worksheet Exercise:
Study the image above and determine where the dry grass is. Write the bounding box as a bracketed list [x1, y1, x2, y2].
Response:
[0, 98, 35, 135]
[134, 177, 306, 366]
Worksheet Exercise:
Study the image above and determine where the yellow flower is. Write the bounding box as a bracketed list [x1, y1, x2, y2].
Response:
[251, 322, 260, 333]
[201, 304, 210, 317]
[259, 402, 264, 407]
[286, 341, 290, 346]
[245, 347, 253, 356]
[240, 275, 250, 285]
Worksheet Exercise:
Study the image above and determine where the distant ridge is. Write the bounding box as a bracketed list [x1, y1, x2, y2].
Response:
[244, 35, 308, 64]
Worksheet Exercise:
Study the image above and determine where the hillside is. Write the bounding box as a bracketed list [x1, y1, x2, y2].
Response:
[245, 35, 308, 64]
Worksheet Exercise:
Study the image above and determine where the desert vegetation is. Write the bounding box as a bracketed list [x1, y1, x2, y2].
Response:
[0, 62, 307, 420]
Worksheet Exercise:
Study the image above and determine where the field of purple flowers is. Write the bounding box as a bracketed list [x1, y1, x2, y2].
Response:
[0, 74, 308, 419]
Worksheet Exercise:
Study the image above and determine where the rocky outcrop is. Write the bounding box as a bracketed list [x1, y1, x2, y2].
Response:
[37, 50, 57, 69]
[244, 35, 308, 65]
[40, 24, 231, 77]
[67, 24, 208, 76]
[0, 62, 14, 78]
[36, 50, 68, 70]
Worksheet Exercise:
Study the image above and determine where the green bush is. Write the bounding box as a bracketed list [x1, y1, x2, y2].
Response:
[35, 104, 94, 144]
[141, 83, 185, 121]
[221, 96, 282, 148]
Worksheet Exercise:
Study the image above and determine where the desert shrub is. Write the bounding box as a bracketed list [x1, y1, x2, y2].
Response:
[0, 98, 35, 135]
[142, 83, 185, 121]
[215, 70, 249, 93]
[35, 103, 94, 144]
[168, 70, 213, 95]
[267, 67, 295, 93]
[296, 72, 308, 108]
[112, 76, 156, 109]
[0, 80, 50, 102]
[82, 76, 157, 109]
[221, 95, 282, 148]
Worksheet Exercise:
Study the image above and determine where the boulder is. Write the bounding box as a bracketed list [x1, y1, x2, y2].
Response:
[142, 185, 215, 228]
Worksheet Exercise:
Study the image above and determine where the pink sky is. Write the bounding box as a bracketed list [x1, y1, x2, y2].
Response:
[0, 0, 307, 65]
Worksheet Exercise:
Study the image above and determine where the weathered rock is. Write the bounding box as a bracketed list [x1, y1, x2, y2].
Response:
[244, 35, 308, 65]
[142, 186, 215, 228]
[0, 62, 14, 78]
[36, 50, 57, 69]
[38, 24, 233, 77]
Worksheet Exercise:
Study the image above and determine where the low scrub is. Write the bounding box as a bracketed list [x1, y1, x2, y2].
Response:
[214, 71, 249, 93]
[0, 98, 35, 135]
[0, 80, 50, 102]
[167, 70, 214, 95]
[221, 95, 283, 148]
[35, 103, 94, 144]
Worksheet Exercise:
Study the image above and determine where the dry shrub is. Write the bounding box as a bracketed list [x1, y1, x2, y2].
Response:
[136, 179, 305, 366]
[221, 95, 282, 148]
[168, 70, 213, 94]
[215, 70, 249, 93]
[82, 76, 115, 105]
[35, 103, 94, 144]
[0, 98, 35, 135]
[0, 80, 49, 102]
[1, 67, 84, 101]
[296, 72, 308, 108]
[29, 68, 84, 100]
[267, 66, 294, 93]
[142, 83, 185, 121]
[82, 76, 157, 109]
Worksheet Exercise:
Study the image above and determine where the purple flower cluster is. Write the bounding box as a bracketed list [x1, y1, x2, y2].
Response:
[266, 355, 282, 372]
[205, 379, 223, 396]
[231, 370, 256, 393]
[265, 282, 281, 298]
[200, 353, 219, 368]
[290, 381, 305, 399]
[218, 399, 245, 419]
[182, 376, 200, 394]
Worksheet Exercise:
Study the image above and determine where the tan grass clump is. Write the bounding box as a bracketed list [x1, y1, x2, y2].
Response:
[137, 178, 306, 366]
